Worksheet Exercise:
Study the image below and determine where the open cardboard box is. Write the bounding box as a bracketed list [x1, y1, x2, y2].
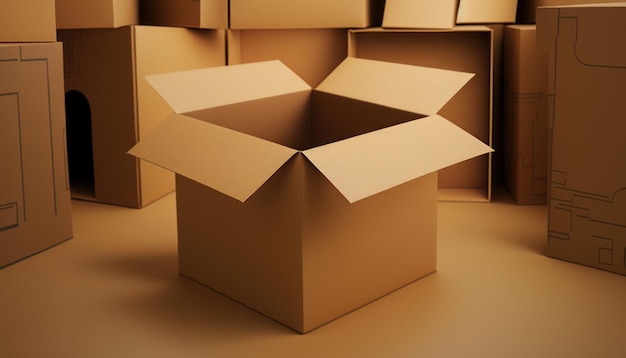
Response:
[383, 0, 518, 29]
[56, 0, 139, 29]
[537, 3, 626, 275]
[0, 0, 56, 42]
[349, 26, 495, 202]
[230, 0, 385, 29]
[58, 26, 226, 208]
[129, 58, 493, 333]
[0, 42, 73, 268]
[139, 0, 228, 29]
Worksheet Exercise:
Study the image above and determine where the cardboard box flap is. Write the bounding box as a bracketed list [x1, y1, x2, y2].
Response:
[128, 113, 297, 203]
[316, 57, 474, 116]
[303, 114, 493, 203]
[145, 61, 311, 115]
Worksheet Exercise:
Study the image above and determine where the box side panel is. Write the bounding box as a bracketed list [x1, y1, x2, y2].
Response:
[546, 9, 626, 275]
[0, 43, 73, 268]
[113, 0, 139, 28]
[56, 0, 116, 29]
[230, 29, 348, 88]
[230, 0, 373, 29]
[311, 92, 423, 146]
[176, 157, 305, 333]
[59, 28, 140, 208]
[139, 0, 227, 28]
[351, 30, 492, 201]
[134, 26, 227, 207]
[503, 25, 549, 205]
[188, 91, 312, 150]
[301, 167, 437, 332]
[0, 1, 56, 42]
[139, 0, 200, 27]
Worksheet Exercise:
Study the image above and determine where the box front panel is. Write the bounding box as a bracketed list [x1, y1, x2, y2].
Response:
[546, 10, 626, 275]
[230, 0, 374, 29]
[176, 156, 305, 332]
[0, 43, 73, 268]
[301, 167, 437, 332]
[351, 30, 492, 201]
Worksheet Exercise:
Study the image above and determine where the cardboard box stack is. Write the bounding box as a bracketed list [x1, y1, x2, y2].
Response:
[129, 58, 493, 333]
[537, 3, 626, 275]
[0, 3, 73, 267]
[57, 1, 227, 208]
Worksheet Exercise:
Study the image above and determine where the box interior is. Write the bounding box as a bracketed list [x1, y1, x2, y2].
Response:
[190, 91, 423, 151]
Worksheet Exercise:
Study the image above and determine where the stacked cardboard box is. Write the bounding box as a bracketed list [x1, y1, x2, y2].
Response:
[57, 1, 227, 208]
[537, 4, 626, 274]
[0, 3, 73, 267]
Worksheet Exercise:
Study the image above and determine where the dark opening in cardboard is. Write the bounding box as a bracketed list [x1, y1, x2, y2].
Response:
[65, 90, 95, 198]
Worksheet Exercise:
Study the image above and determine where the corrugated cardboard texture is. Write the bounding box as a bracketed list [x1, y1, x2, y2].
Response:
[537, 4, 626, 275]
[0, 43, 73, 268]
[0, 1, 56, 42]
[59, 26, 226, 208]
[349, 27, 493, 202]
[503, 25, 549, 205]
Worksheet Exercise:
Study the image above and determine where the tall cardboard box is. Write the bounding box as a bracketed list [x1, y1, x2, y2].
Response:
[228, 29, 348, 87]
[56, 0, 138, 29]
[129, 58, 493, 333]
[0, 43, 73, 268]
[382, 0, 518, 29]
[537, 4, 626, 274]
[58, 26, 226, 208]
[517, 0, 624, 23]
[139, 0, 228, 29]
[503, 25, 549, 205]
[230, 0, 385, 29]
[349, 27, 494, 202]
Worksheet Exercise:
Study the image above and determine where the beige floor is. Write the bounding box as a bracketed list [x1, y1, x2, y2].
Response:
[2, 187, 626, 358]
